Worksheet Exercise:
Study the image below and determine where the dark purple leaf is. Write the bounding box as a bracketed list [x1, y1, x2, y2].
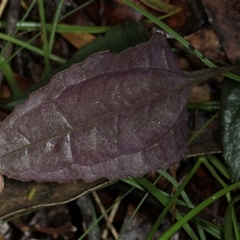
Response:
[0, 33, 233, 183]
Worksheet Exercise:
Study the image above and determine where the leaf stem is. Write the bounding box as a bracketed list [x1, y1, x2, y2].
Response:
[38, 0, 50, 76]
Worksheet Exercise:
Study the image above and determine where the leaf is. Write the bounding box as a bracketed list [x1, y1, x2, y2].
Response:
[0, 129, 223, 219]
[221, 79, 240, 181]
[0, 33, 237, 183]
[0, 23, 150, 219]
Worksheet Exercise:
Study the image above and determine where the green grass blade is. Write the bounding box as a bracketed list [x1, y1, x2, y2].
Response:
[0, 33, 65, 63]
[1, 0, 36, 56]
[38, 0, 50, 76]
[0, 22, 112, 33]
[60, 0, 95, 21]
[135, 177, 199, 240]
[156, 169, 193, 208]
[48, 0, 64, 55]
[197, 223, 207, 240]
[200, 156, 231, 203]
[121, 177, 146, 191]
[0, 32, 41, 71]
[160, 181, 240, 239]
[119, 175, 162, 239]
[146, 160, 202, 239]
[224, 194, 240, 240]
[0, 56, 21, 98]
[187, 101, 220, 112]
[206, 154, 230, 180]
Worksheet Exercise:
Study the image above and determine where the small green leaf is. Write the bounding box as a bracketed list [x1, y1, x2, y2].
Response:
[222, 79, 240, 181]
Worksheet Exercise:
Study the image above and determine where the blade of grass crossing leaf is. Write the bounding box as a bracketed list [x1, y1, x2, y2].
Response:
[135, 177, 199, 240]
[123, 0, 240, 82]
[38, 0, 50, 76]
[160, 181, 240, 239]
[0, 33, 65, 63]
[48, 0, 64, 55]
[146, 160, 202, 239]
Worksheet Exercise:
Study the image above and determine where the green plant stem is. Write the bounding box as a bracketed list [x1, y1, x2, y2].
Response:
[160, 181, 240, 239]
[0, 33, 65, 63]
